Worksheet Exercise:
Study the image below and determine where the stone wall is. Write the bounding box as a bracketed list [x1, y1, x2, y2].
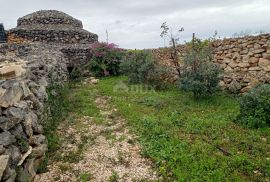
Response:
[152, 34, 270, 92]
[213, 34, 270, 92]
[0, 9, 99, 181]
[0, 43, 68, 182]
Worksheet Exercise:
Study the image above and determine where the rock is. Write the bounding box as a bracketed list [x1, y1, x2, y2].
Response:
[258, 58, 270, 72]
[224, 65, 234, 72]
[19, 82, 31, 98]
[228, 80, 242, 93]
[0, 62, 26, 79]
[0, 132, 16, 147]
[9, 124, 27, 140]
[3, 107, 25, 120]
[17, 146, 32, 166]
[238, 63, 250, 68]
[0, 145, 5, 155]
[2, 168, 16, 182]
[248, 67, 261, 71]
[0, 85, 23, 108]
[5, 145, 21, 166]
[228, 61, 238, 68]
[29, 135, 46, 146]
[32, 144, 47, 158]
[24, 158, 36, 178]
[0, 155, 9, 180]
[252, 49, 265, 54]
[248, 57, 259, 64]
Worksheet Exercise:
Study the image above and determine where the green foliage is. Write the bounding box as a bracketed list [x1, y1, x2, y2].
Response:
[180, 38, 221, 99]
[120, 50, 172, 90]
[88, 42, 125, 77]
[17, 137, 29, 153]
[109, 171, 119, 182]
[38, 84, 71, 173]
[96, 76, 270, 181]
[80, 173, 93, 182]
[236, 84, 270, 128]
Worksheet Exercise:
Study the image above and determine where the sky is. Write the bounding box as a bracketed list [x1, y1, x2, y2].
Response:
[0, 0, 270, 49]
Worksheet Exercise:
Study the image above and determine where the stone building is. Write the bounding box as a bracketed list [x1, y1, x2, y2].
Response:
[0, 10, 98, 182]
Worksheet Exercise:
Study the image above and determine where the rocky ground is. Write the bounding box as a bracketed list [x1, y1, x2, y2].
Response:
[34, 80, 158, 182]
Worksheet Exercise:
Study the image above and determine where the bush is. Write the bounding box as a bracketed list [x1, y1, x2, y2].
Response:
[120, 50, 172, 90]
[88, 42, 125, 77]
[236, 84, 270, 128]
[180, 38, 221, 99]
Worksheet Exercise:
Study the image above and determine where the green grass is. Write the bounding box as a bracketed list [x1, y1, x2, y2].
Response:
[94, 76, 270, 182]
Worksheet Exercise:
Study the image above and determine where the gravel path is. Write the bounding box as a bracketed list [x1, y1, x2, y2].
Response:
[34, 92, 158, 182]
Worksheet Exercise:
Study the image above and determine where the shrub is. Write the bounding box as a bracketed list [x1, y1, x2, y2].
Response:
[180, 38, 221, 99]
[120, 50, 172, 90]
[88, 42, 125, 77]
[236, 84, 270, 128]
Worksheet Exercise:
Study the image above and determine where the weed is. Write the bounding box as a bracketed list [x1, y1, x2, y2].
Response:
[109, 171, 119, 182]
[79, 173, 93, 182]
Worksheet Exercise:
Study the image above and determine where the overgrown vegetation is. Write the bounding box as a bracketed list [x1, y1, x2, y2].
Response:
[88, 42, 125, 77]
[236, 84, 270, 128]
[38, 84, 71, 173]
[180, 38, 221, 99]
[96, 76, 270, 181]
[120, 50, 172, 90]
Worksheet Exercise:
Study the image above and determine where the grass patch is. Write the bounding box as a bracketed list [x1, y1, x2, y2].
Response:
[95, 76, 270, 182]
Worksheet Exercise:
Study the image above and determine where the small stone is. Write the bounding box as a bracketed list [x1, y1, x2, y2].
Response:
[238, 63, 250, 68]
[32, 144, 47, 158]
[228, 80, 242, 93]
[248, 67, 261, 71]
[30, 135, 47, 146]
[0, 85, 23, 108]
[248, 57, 259, 64]
[0, 132, 16, 147]
[258, 58, 270, 72]
[252, 49, 265, 54]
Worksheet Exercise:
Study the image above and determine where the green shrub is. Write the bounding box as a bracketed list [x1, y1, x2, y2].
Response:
[88, 42, 125, 77]
[120, 50, 172, 90]
[236, 84, 270, 128]
[180, 38, 221, 99]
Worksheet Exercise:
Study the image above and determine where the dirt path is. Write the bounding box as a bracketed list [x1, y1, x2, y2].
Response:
[34, 88, 158, 181]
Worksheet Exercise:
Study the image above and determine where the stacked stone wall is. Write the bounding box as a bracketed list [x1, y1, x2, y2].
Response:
[0, 43, 68, 182]
[152, 34, 270, 92]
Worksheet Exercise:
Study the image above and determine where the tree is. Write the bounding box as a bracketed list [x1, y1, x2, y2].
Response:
[160, 22, 184, 77]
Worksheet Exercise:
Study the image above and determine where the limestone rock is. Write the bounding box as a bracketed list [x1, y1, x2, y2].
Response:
[253, 49, 265, 54]
[0, 85, 23, 108]
[258, 58, 270, 72]
[228, 80, 242, 93]
[0, 155, 9, 180]
[0, 132, 16, 147]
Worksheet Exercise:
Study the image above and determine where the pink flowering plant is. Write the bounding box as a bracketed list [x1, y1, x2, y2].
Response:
[89, 42, 125, 77]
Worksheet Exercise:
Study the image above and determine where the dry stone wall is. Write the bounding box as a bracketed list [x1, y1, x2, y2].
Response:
[153, 34, 270, 92]
[0, 10, 98, 182]
[213, 34, 270, 93]
[0, 43, 68, 182]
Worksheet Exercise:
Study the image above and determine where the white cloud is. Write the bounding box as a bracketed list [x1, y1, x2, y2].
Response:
[0, 0, 270, 48]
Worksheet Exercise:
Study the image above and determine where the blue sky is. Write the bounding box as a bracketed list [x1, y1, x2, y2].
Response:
[1, 0, 270, 49]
